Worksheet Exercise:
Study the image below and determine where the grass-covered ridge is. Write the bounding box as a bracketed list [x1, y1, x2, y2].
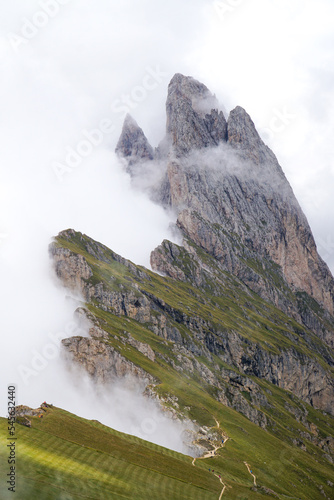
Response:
[53, 230, 333, 369]
[45, 229, 334, 499]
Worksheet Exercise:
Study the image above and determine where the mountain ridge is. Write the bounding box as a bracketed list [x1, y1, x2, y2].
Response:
[42, 73, 334, 498]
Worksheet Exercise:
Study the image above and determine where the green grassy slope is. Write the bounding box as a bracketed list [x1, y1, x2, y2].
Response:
[54, 231, 333, 369]
[0, 406, 220, 500]
[0, 402, 333, 499]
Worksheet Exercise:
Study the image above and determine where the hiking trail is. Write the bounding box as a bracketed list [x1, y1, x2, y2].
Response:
[244, 461, 257, 486]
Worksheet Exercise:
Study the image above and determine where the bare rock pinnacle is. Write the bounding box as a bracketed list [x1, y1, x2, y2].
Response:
[115, 114, 154, 165]
[165, 73, 227, 155]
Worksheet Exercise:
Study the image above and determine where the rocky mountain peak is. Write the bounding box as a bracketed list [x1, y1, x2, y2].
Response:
[115, 113, 154, 165]
[167, 73, 219, 112]
[166, 73, 227, 155]
[115, 74, 334, 318]
[46, 76, 334, 494]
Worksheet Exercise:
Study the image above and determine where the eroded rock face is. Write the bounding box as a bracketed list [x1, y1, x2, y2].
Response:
[199, 322, 334, 415]
[62, 336, 155, 385]
[59, 306, 157, 387]
[239, 342, 334, 415]
[51, 246, 93, 292]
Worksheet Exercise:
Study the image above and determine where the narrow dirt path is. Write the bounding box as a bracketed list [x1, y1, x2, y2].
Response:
[191, 417, 229, 498]
[244, 461, 256, 486]
[214, 474, 226, 500]
[192, 418, 258, 497]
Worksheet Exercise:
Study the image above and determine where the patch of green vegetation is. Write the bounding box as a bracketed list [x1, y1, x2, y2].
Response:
[241, 391, 251, 402]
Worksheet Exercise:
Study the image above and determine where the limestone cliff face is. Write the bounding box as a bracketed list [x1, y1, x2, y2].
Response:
[60, 305, 157, 386]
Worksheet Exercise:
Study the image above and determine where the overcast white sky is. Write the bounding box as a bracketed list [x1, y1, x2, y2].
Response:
[1, 0, 333, 266]
[0, 0, 333, 435]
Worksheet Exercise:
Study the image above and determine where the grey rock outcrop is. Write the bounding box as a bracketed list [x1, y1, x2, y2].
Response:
[165, 73, 227, 155]
[115, 113, 154, 165]
[62, 336, 156, 385]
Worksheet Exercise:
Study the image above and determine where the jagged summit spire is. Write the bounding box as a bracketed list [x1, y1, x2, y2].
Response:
[166, 73, 227, 155]
[227, 106, 280, 166]
[115, 74, 275, 163]
[114, 73, 334, 316]
[167, 73, 217, 108]
[123, 113, 138, 128]
[115, 113, 153, 165]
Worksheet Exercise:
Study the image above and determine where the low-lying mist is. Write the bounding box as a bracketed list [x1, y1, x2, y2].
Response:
[0, 144, 193, 451]
[59, 360, 194, 454]
[0, 50, 191, 452]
